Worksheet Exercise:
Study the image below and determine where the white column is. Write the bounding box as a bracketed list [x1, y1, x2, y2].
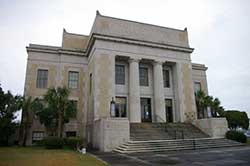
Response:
[153, 61, 166, 122]
[172, 62, 184, 122]
[129, 58, 141, 123]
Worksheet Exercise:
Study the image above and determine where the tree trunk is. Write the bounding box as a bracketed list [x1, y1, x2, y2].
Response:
[22, 124, 27, 146]
[22, 110, 29, 146]
[58, 112, 63, 138]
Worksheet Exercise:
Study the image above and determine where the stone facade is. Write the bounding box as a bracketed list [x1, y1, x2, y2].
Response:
[192, 118, 228, 138]
[24, 11, 216, 150]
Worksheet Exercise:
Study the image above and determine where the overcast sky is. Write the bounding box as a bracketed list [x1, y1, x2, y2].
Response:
[0, 0, 250, 117]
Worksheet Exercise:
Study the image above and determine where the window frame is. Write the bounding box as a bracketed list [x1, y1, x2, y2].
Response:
[139, 66, 149, 86]
[89, 73, 92, 94]
[115, 64, 125, 85]
[32, 131, 45, 143]
[36, 69, 48, 89]
[194, 82, 202, 93]
[163, 69, 170, 88]
[69, 100, 77, 118]
[115, 96, 127, 118]
[68, 71, 79, 89]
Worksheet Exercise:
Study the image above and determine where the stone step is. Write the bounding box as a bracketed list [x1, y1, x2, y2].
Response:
[117, 142, 240, 150]
[114, 138, 244, 153]
[130, 122, 209, 140]
[120, 142, 241, 149]
[114, 144, 243, 153]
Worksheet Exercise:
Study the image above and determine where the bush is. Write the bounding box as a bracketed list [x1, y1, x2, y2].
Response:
[226, 130, 247, 143]
[33, 140, 45, 146]
[64, 137, 84, 150]
[44, 136, 64, 149]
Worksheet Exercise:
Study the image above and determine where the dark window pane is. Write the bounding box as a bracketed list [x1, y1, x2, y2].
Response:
[115, 65, 125, 85]
[163, 69, 170, 88]
[139, 67, 149, 86]
[36, 69, 48, 88]
[194, 82, 201, 93]
[165, 99, 173, 122]
[66, 131, 77, 137]
[115, 97, 127, 117]
[89, 74, 92, 94]
[69, 100, 77, 118]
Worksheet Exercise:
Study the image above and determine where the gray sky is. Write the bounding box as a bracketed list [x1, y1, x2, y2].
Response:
[0, 0, 250, 116]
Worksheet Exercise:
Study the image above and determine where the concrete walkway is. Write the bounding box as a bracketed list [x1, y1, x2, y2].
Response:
[92, 146, 250, 166]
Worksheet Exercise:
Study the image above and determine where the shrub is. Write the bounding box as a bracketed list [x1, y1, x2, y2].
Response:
[226, 130, 247, 143]
[64, 137, 84, 150]
[33, 140, 45, 146]
[44, 136, 64, 149]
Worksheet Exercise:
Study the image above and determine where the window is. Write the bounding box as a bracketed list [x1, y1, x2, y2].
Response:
[32, 131, 44, 143]
[165, 99, 173, 122]
[36, 69, 48, 88]
[69, 100, 77, 118]
[89, 74, 92, 94]
[115, 65, 125, 85]
[163, 69, 170, 88]
[34, 99, 44, 119]
[66, 131, 77, 137]
[139, 67, 149, 86]
[194, 82, 201, 93]
[68, 71, 79, 89]
[115, 97, 127, 117]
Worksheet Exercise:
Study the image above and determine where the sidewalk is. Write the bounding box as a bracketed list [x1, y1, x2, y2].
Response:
[91, 146, 250, 166]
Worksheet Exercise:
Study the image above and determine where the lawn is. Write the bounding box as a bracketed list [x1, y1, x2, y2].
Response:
[0, 147, 106, 166]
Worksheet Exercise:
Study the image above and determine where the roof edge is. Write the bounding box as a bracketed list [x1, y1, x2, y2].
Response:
[192, 63, 208, 71]
[96, 11, 187, 33]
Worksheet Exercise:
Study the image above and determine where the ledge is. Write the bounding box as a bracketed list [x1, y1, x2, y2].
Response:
[26, 44, 87, 56]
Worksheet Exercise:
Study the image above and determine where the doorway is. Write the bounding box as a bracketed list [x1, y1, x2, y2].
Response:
[165, 99, 173, 123]
[141, 98, 152, 122]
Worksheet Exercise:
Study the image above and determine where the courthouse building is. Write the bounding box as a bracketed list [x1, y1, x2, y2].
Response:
[24, 11, 228, 151]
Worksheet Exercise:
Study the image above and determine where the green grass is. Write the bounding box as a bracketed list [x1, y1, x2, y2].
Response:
[0, 147, 106, 166]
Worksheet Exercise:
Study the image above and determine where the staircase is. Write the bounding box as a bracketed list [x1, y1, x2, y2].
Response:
[114, 123, 244, 153]
[114, 138, 244, 153]
[130, 123, 209, 141]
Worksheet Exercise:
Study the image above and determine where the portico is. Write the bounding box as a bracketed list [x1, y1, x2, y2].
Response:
[115, 57, 174, 123]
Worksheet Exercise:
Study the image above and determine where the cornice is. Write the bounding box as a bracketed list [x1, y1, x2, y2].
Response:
[27, 32, 194, 58]
[88, 33, 194, 54]
[26, 45, 86, 57]
[192, 63, 208, 71]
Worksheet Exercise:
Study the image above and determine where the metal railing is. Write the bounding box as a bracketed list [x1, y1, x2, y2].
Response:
[154, 115, 185, 140]
[154, 115, 168, 132]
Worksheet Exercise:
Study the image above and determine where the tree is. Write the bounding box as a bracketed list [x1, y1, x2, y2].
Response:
[0, 85, 21, 146]
[225, 110, 249, 130]
[195, 90, 209, 119]
[195, 90, 225, 119]
[36, 87, 76, 138]
[19, 96, 42, 146]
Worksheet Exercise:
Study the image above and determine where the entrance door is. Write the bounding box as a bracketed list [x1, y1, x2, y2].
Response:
[165, 99, 173, 123]
[141, 98, 152, 122]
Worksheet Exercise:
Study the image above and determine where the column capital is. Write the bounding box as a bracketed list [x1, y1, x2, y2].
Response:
[128, 57, 141, 63]
[153, 59, 165, 66]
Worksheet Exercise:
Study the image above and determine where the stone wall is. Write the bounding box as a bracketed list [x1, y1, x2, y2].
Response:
[192, 63, 208, 94]
[93, 118, 129, 152]
[91, 12, 190, 48]
[192, 118, 228, 138]
[181, 63, 197, 122]
[24, 45, 88, 144]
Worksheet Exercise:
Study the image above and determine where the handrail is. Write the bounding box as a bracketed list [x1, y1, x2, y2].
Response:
[154, 115, 186, 140]
[154, 114, 168, 131]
